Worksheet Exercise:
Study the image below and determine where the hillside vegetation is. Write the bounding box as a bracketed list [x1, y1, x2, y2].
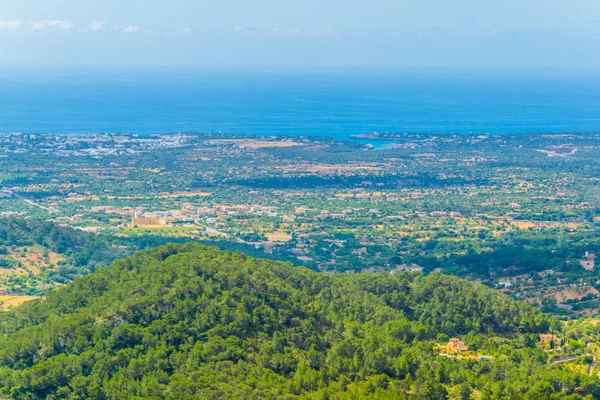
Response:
[0, 218, 289, 297]
[0, 243, 597, 399]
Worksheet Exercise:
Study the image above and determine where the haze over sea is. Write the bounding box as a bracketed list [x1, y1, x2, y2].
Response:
[1, 68, 599, 141]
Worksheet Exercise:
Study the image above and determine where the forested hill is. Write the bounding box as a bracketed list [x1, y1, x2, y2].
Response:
[0, 244, 596, 399]
[0, 217, 293, 296]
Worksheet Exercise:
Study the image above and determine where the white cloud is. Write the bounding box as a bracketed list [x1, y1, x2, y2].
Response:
[106, 24, 151, 34]
[469, 29, 499, 38]
[271, 27, 301, 37]
[30, 20, 74, 31]
[89, 21, 105, 32]
[307, 28, 340, 38]
[0, 20, 150, 35]
[121, 25, 141, 33]
[229, 25, 340, 38]
[0, 19, 74, 32]
[0, 20, 25, 31]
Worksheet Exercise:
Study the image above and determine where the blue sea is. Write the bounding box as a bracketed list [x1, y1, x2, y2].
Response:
[1, 68, 599, 141]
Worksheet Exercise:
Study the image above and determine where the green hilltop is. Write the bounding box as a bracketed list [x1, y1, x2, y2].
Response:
[0, 243, 596, 399]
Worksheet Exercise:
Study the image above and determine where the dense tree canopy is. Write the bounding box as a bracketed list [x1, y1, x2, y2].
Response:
[0, 243, 596, 399]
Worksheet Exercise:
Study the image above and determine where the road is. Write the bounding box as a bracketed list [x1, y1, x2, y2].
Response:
[1, 188, 54, 212]
[549, 356, 578, 365]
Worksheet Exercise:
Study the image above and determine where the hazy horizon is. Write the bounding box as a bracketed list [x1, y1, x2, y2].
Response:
[1, 0, 600, 69]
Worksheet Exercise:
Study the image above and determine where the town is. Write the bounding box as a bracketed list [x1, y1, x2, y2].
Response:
[2, 132, 600, 317]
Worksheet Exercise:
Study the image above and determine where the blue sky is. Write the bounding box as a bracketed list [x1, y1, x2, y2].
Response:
[1, 0, 600, 68]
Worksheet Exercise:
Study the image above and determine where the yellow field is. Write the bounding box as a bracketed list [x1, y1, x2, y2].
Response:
[510, 221, 537, 229]
[267, 232, 292, 243]
[0, 295, 39, 311]
[0, 268, 28, 277]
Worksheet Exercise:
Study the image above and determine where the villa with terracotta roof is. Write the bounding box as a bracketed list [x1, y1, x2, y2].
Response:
[447, 338, 468, 353]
